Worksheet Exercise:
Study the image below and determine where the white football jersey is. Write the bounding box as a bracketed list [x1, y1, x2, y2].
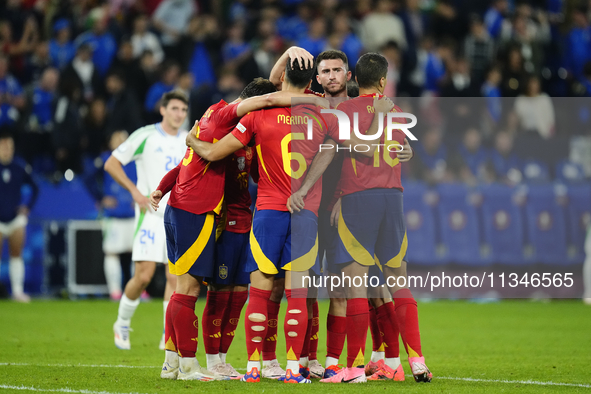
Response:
[113, 123, 188, 216]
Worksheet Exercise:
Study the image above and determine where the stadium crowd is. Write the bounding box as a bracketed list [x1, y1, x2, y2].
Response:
[0, 0, 589, 184]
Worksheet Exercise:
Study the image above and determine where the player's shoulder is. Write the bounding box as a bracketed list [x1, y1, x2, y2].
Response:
[129, 124, 159, 139]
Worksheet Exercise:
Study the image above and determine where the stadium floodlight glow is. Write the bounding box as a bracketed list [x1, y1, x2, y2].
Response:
[319, 109, 418, 141]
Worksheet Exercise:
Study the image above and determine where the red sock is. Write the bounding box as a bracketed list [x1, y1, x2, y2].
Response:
[245, 287, 271, 362]
[301, 315, 313, 360]
[164, 292, 177, 352]
[368, 303, 383, 352]
[202, 290, 231, 355]
[326, 314, 346, 360]
[309, 301, 319, 360]
[393, 289, 422, 357]
[219, 290, 248, 354]
[346, 298, 369, 368]
[170, 293, 199, 358]
[284, 288, 308, 363]
[376, 302, 400, 358]
[262, 299, 280, 361]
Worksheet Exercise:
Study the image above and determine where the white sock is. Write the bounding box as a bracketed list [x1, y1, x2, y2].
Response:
[262, 359, 276, 368]
[116, 293, 140, 326]
[9, 257, 25, 296]
[299, 356, 309, 368]
[286, 360, 299, 372]
[247, 360, 260, 371]
[220, 353, 227, 364]
[325, 356, 339, 368]
[206, 353, 221, 369]
[385, 357, 401, 370]
[370, 351, 385, 363]
[104, 255, 122, 294]
[164, 350, 179, 367]
[163, 300, 169, 329]
[180, 356, 200, 373]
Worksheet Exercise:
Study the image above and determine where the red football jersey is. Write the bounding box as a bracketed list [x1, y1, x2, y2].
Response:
[231, 105, 337, 216]
[167, 100, 240, 215]
[334, 93, 406, 197]
[224, 146, 253, 233]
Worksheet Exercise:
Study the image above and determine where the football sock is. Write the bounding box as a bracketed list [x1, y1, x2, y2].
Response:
[163, 300, 169, 329]
[206, 353, 221, 370]
[202, 290, 230, 358]
[262, 298, 280, 361]
[346, 298, 369, 368]
[9, 257, 25, 296]
[393, 289, 422, 358]
[219, 353, 227, 364]
[326, 313, 346, 365]
[220, 290, 248, 354]
[262, 359, 278, 368]
[376, 302, 400, 359]
[309, 301, 319, 360]
[103, 255, 122, 295]
[300, 316, 313, 363]
[164, 293, 177, 352]
[284, 288, 308, 369]
[368, 303, 383, 352]
[385, 357, 401, 370]
[116, 293, 140, 326]
[245, 287, 271, 367]
[170, 293, 199, 358]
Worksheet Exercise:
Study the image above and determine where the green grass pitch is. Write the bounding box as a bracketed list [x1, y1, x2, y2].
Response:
[1, 299, 590, 393]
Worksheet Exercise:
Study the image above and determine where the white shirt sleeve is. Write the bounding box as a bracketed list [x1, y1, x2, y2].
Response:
[112, 127, 151, 165]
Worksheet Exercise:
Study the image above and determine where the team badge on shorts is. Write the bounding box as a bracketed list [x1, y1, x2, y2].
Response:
[219, 264, 228, 279]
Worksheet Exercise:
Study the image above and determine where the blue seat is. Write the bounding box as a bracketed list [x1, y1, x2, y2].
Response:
[403, 181, 440, 265]
[565, 183, 591, 264]
[522, 160, 550, 183]
[524, 184, 568, 264]
[436, 183, 483, 265]
[30, 177, 99, 221]
[480, 184, 526, 265]
[556, 160, 586, 184]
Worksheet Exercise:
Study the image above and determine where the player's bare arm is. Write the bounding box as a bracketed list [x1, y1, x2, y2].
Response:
[187, 132, 245, 162]
[236, 90, 329, 117]
[287, 137, 337, 213]
[104, 155, 150, 211]
[269, 46, 314, 89]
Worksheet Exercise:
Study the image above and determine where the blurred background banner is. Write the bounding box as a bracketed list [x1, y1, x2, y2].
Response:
[0, 0, 590, 299]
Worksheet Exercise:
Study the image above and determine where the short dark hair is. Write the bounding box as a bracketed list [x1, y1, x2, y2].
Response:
[285, 58, 315, 89]
[0, 130, 14, 141]
[355, 53, 388, 89]
[316, 50, 349, 71]
[160, 90, 189, 108]
[346, 81, 359, 97]
[240, 77, 277, 99]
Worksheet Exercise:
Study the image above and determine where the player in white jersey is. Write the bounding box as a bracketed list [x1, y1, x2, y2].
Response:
[105, 91, 189, 350]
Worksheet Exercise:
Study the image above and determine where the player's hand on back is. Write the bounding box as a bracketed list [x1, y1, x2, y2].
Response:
[373, 96, 395, 114]
[286, 46, 314, 69]
[287, 190, 307, 213]
[397, 138, 413, 163]
[149, 190, 162, 211]
[330, 198, 341, 227]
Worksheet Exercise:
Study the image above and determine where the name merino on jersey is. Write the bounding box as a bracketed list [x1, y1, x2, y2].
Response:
[112, 123, 188, 216]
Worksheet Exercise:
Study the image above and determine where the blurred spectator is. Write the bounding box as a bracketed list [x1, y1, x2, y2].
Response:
[251, 18, 281, 77]
[48, 18, 76, 70]
[104, 70, 143, 136]
[0, 54, 25, 132]
[489, 130, 521, 182]
[276, 3, 310, 42]
[132, 50, 157, 103]
[458, 127, 489, 178]
[144, 60, 179, 120]
[83, 98, 108, 158]
[22, 67, 58, 164]
[0, 17, 38, 82]
[412, 127, 448, 183]
[109, 39, 142, 94]
[184, 15, 220, 89]
[512, 75, 555, 139]
[400, 0, 427, 53]
[297, 17, 328, 58]
[53, 78, 84, 174]
[500, 45, 526, 97]
[221, 22, 259, 83]
[424, 39, 452, 94]
[327, 11, 363, 67]
[24, 40, 51, 83]
[484, 0, 509, 39]
[464, 14, 495, 85]
[482, 66, 502, 124]
[380, 41, 401, 97]
[153, 0, 197, 59]
[61, 43, 104, 103]
[564, 6, 591, 80]
[429, 0, 467, 43]
[360, 0, 407, 52]
[501, 8, 550, 73]
[131, 14, 164, 65]
[441, 57, 480, 97]
[75, 7, 117, 77]
[175, 71, 194, 131]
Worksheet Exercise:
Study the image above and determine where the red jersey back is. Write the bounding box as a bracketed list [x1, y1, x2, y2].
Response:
[224, 146, 253, 233]
[168, 100, 240, 215]
[334, 94, 406, 197]
[231, 104, 337, 216]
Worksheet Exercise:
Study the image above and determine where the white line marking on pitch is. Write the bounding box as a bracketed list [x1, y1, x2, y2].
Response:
[0, 384, 147, 394]
[2, 363, 590, 388]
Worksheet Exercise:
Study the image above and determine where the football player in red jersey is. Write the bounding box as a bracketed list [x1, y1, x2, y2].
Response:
[150, 77, 324, 381]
